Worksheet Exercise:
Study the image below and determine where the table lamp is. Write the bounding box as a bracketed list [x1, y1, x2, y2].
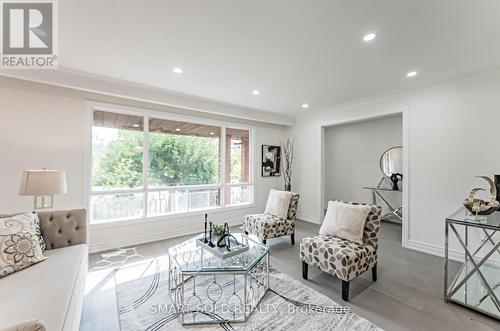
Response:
[19, 169, 67, 209]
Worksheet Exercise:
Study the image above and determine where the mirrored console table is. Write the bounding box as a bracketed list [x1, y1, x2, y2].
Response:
[444, 209, 500, 320]
[363, 187, 402, 223]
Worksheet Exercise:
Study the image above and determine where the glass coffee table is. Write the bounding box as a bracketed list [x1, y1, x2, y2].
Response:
[168, 233, 269, 325]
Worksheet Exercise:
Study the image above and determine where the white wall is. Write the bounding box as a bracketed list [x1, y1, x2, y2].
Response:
[324, 114, 402, 217]
[290, 71, 500, 260]
[0, 77, 288, 252]
[0, 81, 86, 212]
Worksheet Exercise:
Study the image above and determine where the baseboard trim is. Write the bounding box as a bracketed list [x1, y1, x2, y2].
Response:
[406, 239, 460, 261]
[406, 239, 500, 269]
[89, 218, 244, 253]
[297, 213, 320, 224]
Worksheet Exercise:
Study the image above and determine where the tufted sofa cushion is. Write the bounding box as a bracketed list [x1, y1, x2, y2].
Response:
[0, 209, 88, 331]
[37, 209, 87, 250]
[0, 244, 88, 331]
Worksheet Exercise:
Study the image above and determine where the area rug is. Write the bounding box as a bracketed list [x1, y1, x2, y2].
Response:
[114, 256, 382, 331]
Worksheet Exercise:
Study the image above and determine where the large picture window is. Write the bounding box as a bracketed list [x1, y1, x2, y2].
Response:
[90, 107, 254, 223]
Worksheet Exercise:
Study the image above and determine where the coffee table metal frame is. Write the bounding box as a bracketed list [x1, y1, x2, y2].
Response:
[168, 235, 270, 325]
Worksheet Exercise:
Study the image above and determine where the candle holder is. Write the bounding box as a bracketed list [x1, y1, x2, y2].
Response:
[203, 214, 209, 244]
[208, 222, 215, 247]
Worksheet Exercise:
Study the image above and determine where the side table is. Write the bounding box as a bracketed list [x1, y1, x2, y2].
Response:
[444, 208, 500, 319]
[363, 186, 403, 223]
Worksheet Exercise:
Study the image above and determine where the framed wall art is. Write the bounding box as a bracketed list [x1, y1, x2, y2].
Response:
[262, 145, 281, 177]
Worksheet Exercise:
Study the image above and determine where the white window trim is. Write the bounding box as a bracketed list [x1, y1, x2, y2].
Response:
[83, 101, 256, 225]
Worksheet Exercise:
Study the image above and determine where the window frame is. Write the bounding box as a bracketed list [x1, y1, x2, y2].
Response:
[84, 102, 256, 225]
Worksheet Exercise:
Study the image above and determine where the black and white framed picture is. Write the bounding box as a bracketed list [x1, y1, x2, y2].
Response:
[262, 145, 281, 177]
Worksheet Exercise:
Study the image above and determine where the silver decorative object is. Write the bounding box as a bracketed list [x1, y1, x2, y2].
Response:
[463, 176, 500, 216]
[379, 146, 403, 191]
[196, 235, 249, 259]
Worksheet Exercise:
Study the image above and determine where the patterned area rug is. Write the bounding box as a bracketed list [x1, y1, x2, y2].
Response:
[114, 256, 382, 331]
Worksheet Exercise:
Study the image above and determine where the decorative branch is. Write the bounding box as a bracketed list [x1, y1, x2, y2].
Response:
[281, 138, 295, 191]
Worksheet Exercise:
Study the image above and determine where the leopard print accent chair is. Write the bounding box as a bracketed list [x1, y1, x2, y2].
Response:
[300, 201, 382, 301]
[243, 193, 300, 245]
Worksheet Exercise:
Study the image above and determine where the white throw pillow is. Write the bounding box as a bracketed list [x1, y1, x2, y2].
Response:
[265, 189, 294, 218]
[319, 201, 371, 244]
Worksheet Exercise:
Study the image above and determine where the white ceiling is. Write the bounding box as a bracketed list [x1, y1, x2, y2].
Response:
[55, 0, 500, 116]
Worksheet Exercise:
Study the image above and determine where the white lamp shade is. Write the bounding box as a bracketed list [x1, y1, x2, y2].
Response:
[19, 170, 67, 196]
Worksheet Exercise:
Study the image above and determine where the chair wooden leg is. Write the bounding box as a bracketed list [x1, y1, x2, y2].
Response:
[342, 281, 350, 301]
[262, 239, 266, 245]
[372, 263, 378, 282]
[302, 261, 308, 280]
[290, 233, 295, 245]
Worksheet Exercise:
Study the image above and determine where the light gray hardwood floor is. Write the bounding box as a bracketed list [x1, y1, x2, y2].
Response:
[81, 220, 500, 331]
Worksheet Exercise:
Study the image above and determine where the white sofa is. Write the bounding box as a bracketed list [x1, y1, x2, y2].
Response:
[0, 209, 88, 331]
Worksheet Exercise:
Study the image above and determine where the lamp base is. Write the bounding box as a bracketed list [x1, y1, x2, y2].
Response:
[34, 195, 54, 209]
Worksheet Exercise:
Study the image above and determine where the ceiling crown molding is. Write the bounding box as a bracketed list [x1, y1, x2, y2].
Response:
[0, 68, 295, 126]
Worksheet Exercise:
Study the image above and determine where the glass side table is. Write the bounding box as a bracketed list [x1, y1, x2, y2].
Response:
[444, 208, 500, 319]
[363, 186, 403, 223]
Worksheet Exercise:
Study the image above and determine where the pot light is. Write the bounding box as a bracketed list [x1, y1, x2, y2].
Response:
[210, 132, 215, 135]
[173, 67, 183, 74]
[132, 124, 140, 128]
[252, 90, 260, 95]
[363, 33, 377, 42]
[406, 71, 418, 78]
[301, 103, 309, 109]
[175, 128, 181, 132]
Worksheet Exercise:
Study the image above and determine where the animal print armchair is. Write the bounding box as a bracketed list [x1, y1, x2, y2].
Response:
[300, 201, 382, 301]
[243, 191, 300, 245]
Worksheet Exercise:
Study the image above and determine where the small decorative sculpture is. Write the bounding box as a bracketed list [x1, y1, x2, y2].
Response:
[463, 176, 500, 215]
[390, 173, 403, 191]
[216, 222, 240, 251]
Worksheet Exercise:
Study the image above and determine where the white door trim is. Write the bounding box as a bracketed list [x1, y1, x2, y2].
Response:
[319, 105, 410, 247]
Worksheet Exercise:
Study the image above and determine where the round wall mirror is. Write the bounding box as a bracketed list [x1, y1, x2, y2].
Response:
[380, 146, 403, 177]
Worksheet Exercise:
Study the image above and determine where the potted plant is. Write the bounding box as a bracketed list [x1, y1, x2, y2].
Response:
[212, 223, 226, 242]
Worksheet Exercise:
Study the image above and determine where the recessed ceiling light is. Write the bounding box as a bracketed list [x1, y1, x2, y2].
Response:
[363, 33, 377, 42]
[252, 90, 260, 95]
[175, 128, 181, 132]
[301, 103, 309, 109]
[210, 132, 214, 135]
[406, 71, 418, 78]
[132, 124, 140, 128]
[173, 67, 183, 74]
